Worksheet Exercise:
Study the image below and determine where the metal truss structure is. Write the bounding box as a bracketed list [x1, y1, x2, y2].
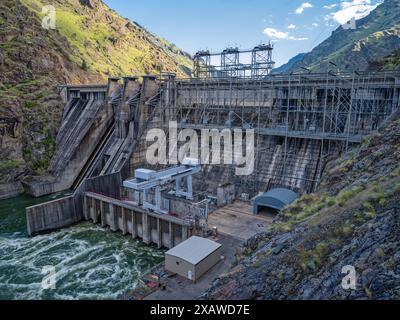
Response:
[123, 160, 201, 214]
[193, 44, 275, 79]
[155, 71, 400, 193]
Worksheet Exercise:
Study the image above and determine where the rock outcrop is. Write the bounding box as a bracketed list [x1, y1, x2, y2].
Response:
[0, 0, 192, 199]
[203, 111, 400, 300]
[79, 0, 96, 9]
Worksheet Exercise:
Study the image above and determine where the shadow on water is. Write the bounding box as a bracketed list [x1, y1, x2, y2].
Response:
[0, 192, 164, 300]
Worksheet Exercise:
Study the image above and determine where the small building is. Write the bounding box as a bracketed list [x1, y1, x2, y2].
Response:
[253, 188, 299, 214]
[165, 236, 222, 282]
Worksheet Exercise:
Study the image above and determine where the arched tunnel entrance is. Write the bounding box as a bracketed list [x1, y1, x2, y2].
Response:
[252, 188, 299, 215]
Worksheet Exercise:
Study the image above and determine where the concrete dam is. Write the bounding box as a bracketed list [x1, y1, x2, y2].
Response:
[25, 70, 400, 249]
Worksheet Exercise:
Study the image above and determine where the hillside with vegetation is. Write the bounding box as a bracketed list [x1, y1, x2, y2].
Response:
[273, 53, 305, 74]
[203, 110, 400, 300]
[0, 0, 192, 198]
[280, 0, 400, 73]
[369, 49, 400, 70]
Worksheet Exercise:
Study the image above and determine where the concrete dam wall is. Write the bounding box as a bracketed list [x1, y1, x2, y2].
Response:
[26, 76, 164, 236]
[193, 136, 325, 195]
[23, 85, 114, 197]
[26, 71, 400, 241]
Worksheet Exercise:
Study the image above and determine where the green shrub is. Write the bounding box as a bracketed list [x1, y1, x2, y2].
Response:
[338, 224, 353, 237]
[366, 191, 385, 204]
[326, 197, 336, 206]
[0, 160, 22, 170]
[24, 100, 39, 109]
[337, 186, 364, 206]
[298, 241, 328, 272]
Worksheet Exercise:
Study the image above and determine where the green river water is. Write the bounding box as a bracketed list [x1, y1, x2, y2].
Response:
[0, 193, 164, 300]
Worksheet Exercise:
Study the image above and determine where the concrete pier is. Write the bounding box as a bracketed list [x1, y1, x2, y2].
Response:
[83, 192, 191, 249]
[26, 195, 81, 236]
[25, 171, 122, 236]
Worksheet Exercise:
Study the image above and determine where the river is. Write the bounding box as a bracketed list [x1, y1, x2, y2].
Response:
[0, 193, 164, 300]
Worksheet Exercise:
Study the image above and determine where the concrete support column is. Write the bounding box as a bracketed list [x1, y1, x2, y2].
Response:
[89, 198, 95, 222]
[123, 76, 140, 120]
[83, 196, 89, 221]
[187, 175, 193, 200]
[169, 222, 174, 249]
[131, 211, 138, 239]
[93, 199, 99, 223]
[142, 213, 150, 244]
[135, 191, 140, 205]
[157, 218, 162, 249]
[107, 77, 121, 101]
[143, 189, 148, 209]
[155, 186, 161, 212]
[100, 201, 106, 227]
[182, 225, 188, 241]
[110, 204, 117, 231]
[139, 75, 158, 130]
[122, 207, 127, 235]
[176, 178, 181, 195]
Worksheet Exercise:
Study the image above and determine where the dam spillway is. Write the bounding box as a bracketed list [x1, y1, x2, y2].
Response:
[25, 71, 400, 241]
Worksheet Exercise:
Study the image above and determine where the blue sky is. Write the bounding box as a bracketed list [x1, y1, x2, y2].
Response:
[103, 0, 382, 67]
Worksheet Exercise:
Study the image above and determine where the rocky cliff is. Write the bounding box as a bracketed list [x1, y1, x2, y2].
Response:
[280, 0, 400, 73]
[369, 49, 400, 70]
[0, 0, 192, 199]
[203, 111, 400, 300]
